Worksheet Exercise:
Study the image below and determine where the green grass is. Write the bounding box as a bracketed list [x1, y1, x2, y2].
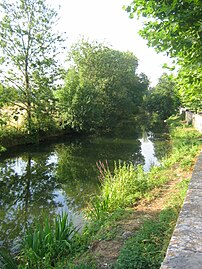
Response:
[0, 247, 18, 269]
[115, 209, 176, 269]
[115, 178, 190, 269]
[87, 163, 163, 221]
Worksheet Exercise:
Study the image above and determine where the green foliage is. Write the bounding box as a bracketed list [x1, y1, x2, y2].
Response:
[0, 213, 78, 269]
[68, 263, 96, 269]
[125, 0, 202, 111]
[171, 127, 202, 148]
[57, 39, 149, 132]
[145, 73, 180, 120]
[0, 0, 65, 134]
[0, 144, 6, 154]
[166, 115, 184, 128]
[177, 65, 202, 112]
[0, 85, 18, 108]
[21, 213, 77, 268]
[160, 125, 201, 171]
[168, 127, 202, 168]
[0, 247, 18, 269]
[87, 195, 110, 221]
[0, 126, 38, 147]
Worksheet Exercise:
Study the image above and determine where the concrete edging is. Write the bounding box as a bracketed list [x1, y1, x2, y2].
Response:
[161, 151, 202, 269]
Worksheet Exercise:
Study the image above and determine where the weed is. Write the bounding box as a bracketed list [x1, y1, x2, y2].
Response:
[87, 161, 175, 221]
[21, 212, 77, 268]
[87, 194, 110, 221]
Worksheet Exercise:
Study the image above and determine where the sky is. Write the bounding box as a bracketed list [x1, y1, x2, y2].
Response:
[48, 0, 172, 86]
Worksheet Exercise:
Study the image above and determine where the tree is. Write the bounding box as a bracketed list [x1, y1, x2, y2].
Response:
[177, 64, 202, 111]
[0, 0, 65, 134]
[145, 73, 180, 120]
[57, 39, 149, 132]
[125, 0, 202, 111]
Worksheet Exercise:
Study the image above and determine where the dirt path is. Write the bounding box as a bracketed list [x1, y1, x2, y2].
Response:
[89, 167, 193, 269]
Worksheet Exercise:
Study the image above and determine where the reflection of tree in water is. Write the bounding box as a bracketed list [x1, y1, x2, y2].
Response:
[0, 129, 145, 251]
[0, 152, 60, 250]
[56, 143, 101, 211]
[152, 139, 172, 161]
[55, 136, 144, 209]
[142, 124, 171, 162]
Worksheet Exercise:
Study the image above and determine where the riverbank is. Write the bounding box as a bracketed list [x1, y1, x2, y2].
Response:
[0, 127, 71, 149]
[0, 117, 202, 268]
[70, 118, 202, 268]
[0, 115, 167, 153]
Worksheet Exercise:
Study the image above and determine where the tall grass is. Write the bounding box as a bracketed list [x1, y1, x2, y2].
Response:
[87, 161, 172, 221]
[0, 247, 18, 269]
[162, 126, 202, 168]
[2, 213, 76, 269]
[87, 124, 202, 221]
[21, 213, 77, 268]
[0, 213, 78, 269]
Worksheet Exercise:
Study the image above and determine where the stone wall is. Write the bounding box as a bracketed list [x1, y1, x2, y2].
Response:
[179, 108, 202, 133]
[193, 114, 202, 133]
[160, 151, 202, 269]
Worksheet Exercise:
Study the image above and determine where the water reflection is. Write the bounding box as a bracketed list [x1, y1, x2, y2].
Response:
[0, 130, 170, 250]
[140, 133, 158, 171]
[0, 152, 61, 250]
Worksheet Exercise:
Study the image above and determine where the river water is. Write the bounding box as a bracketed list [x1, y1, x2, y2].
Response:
[0, 128, 170, 251]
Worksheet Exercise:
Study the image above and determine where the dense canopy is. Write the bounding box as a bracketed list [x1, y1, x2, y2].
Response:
[57, 39, 149, 132]
[125, 0, 202, 111]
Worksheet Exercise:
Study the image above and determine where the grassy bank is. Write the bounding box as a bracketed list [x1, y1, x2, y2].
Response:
[87, 117, 201, 220]
[115, 179, 189, 269]
[0, 117, 202, 268]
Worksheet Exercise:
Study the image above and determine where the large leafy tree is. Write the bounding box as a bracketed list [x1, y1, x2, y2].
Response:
[125, 0, 202, 111]
[0, 0, 65, 133]
[57, 39, 149, 132]
[145, 73, 180, 120]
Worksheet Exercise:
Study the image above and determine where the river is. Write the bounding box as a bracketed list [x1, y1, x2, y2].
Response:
[0, 127, 170, 251]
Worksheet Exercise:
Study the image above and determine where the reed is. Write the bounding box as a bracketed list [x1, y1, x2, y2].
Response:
[22, 212, 77, 268]
[0, 247, 18, 269]
[87, 162, 151, 220]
